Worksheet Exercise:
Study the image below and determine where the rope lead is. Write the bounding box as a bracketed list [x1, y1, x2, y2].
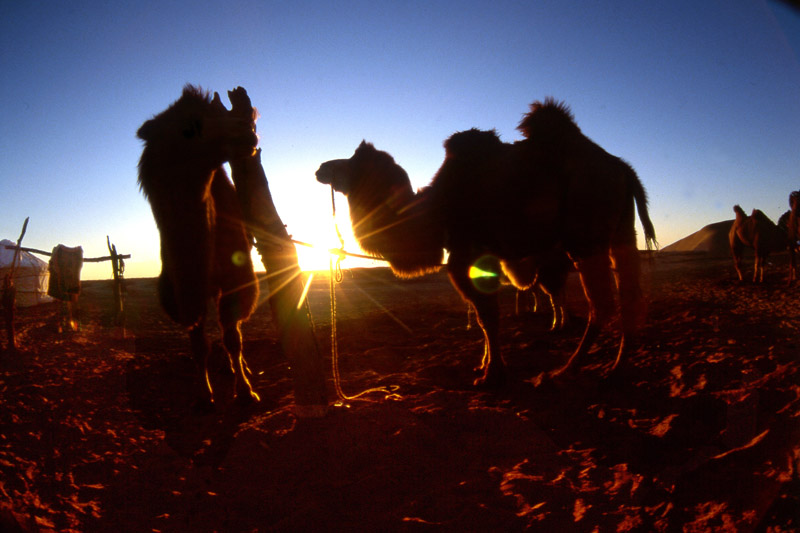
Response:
[328, 186, 402, 405]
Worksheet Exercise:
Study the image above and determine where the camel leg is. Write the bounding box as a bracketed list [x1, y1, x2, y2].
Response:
[731, 238, 745, 282]
[189, 320, 214, 410]
[448, 257, 505, 388]
[218, 294, 259, 403]
[540, 282, 568, 331]
[549, 292, 568, 331]
[538, 288, 559, 331]
[610, 244, 644, 371]
[221, 320, 260, 403]
[548, 292, 559, 331]
[755, 253, 766, 283]
[553, 253, 615, 375]
[557, 285, 570, 330]
[540, 254, 570, 331]
[753, 254, 759, 283]
[515, 289, 535, 315]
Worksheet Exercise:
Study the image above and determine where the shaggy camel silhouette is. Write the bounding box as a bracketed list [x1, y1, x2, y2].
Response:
[316, 99, 656, 387]
[729, 205, 787, 283]
[137, 85, 260, 408]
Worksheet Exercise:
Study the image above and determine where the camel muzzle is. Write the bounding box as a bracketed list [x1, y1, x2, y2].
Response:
[315, 158, 350, 188]
[314, 169, 332, 185]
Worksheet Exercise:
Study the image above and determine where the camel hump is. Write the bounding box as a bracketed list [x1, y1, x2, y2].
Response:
[517, 98, 580, 140]
[752, 209, 776, 227]
[443, 128, 503, 158]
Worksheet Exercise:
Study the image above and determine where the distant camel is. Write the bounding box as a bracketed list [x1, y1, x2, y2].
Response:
[316, 99, 657, 386]
[137, 85, 260, 408]
[788, 191, 800, 284]
[729, 205, 786, 283]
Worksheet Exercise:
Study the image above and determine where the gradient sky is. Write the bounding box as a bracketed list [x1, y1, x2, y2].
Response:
[2, 0, 799, 279]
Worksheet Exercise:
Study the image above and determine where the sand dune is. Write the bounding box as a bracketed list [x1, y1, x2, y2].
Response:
[661, 220, 734, 255]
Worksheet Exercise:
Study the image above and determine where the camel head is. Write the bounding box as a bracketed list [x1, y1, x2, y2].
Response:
[316, 141, 444, 276]
[316, 141, 414, 200]
[315, 157, 353, 193]
[790, 190, 800, 215]
[137, 85, 258, 170]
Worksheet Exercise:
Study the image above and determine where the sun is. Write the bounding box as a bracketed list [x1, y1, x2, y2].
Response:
[266, 186, 384, 272]
[294, 240, 384, 272]
[295, 241, 341, 272]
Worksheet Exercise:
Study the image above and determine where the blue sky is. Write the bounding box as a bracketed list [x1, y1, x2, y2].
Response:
[2, 0, 798, 279]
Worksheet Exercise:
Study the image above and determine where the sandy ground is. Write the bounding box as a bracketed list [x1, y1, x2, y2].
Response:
[1, 251, 798, 532]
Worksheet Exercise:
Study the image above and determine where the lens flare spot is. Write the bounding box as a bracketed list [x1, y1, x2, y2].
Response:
[231, 250, 248, 267]
[469, 254, 501, 293]
[468, 265, 498, 279]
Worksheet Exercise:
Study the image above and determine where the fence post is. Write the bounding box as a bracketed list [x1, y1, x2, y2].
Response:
[106, 236, 125, 328]
[2, 217, 29, 353]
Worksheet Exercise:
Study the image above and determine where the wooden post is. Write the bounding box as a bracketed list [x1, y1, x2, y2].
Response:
[2, 217, 29, 353]
[227, 87, 328, 417]
[106, 236, 125, 328]
[2, 273, 16, 353]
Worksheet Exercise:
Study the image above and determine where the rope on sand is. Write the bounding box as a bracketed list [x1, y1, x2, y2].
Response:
[327, 186, 401, 405]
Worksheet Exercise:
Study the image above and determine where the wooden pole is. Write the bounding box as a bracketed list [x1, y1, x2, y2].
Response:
[2, 245, 131, 263]
[2, 217, 29, 352]
[227, 87, 328, 417]
[10, 218, 29, 275]
[106, 236, 125, 328]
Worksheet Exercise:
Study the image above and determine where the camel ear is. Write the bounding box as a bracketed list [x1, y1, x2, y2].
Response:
[211, 92, 227, 112]
[357, 140, 374, 153]
[137, 119, 154, 141]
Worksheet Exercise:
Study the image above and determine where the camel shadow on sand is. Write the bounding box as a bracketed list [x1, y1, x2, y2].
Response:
[124, 335, 287, 467]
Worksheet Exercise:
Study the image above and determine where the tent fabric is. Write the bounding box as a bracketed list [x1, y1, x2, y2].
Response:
[0, 239, 54, 307]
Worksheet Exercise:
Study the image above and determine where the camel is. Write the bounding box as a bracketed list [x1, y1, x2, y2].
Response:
[137, 85, 260, 408]
[316, 99, 657, 387]
[787, 190, 800, 284]
[729, 205, 787, 283]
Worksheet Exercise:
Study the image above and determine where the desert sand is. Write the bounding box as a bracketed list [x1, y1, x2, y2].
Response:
[1, 249, 798, 531]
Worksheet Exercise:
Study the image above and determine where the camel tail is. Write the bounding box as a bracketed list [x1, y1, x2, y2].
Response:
[629, 168, 658, 251]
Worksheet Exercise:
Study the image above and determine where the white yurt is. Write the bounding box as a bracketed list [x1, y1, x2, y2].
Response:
[0, 239, 54, 307]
